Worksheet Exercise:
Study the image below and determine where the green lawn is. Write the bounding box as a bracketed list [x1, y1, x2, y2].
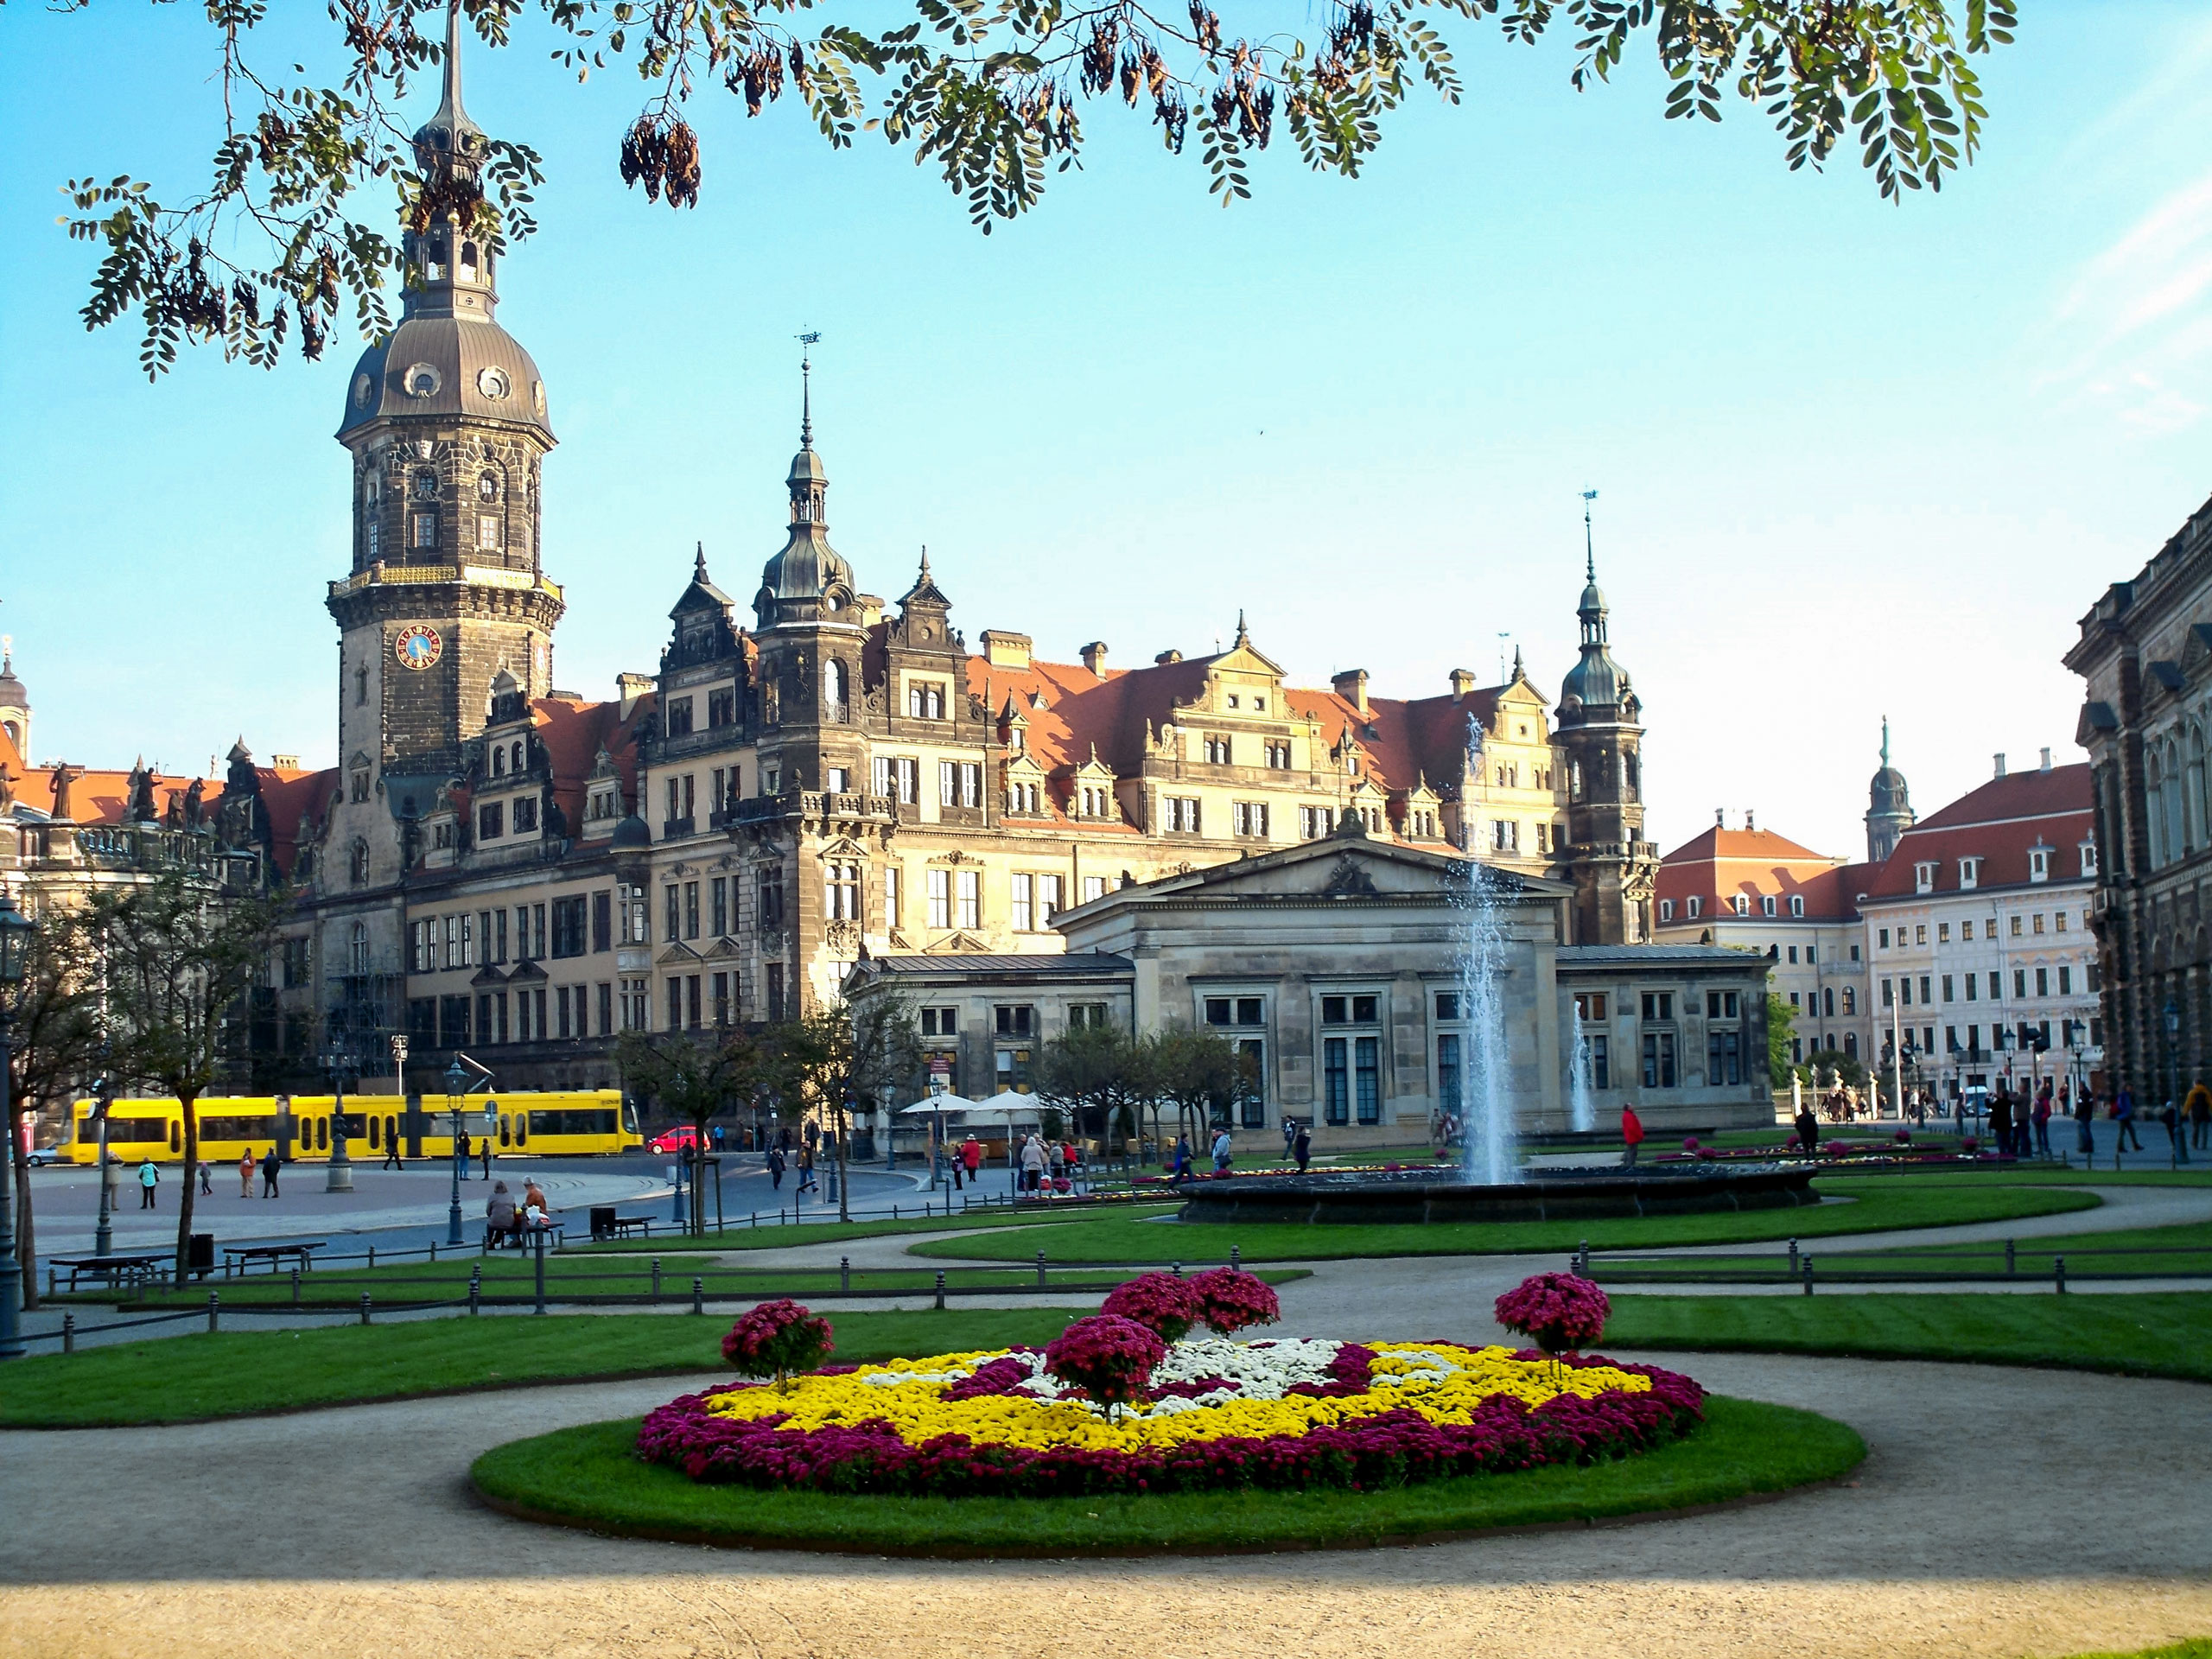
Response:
[2068, 1643, 2212, 1659]
[575, 1201, 1183, 1254]
[1590, 1217, 2212, 1285]
[69, 1252, 1300, 1311]
[1601, 1292, 2212, 1384]
[909, 1176, 2102, 1264]
[469, 1394, 1863, 1555]
[0, 1306, 1091, 1428]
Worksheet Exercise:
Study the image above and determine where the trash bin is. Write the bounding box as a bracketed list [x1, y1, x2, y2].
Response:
[188, 1233, 215, 1280]
[588, 1205, 615, 1241]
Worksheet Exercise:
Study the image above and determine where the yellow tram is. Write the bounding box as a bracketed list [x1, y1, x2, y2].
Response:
[66, 1090, 640, 1164]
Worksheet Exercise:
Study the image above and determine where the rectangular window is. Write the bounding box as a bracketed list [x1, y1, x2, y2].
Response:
[928, 868, 950, 930]
[759, 866, 785, 929]
[2058, 964, 2072, 995]
[666, 978, 683, 1030]
[1879, 928, 1891, 949]
[940, 760, 957, 807]
[1324, 1038, 1349, 1125]
[1039, 874, 1063, 925]
[514, 988, 532, 1043]
[1354, 1036, 1380, 1124]
[995, 1005, 1034, 1036]
[551, 896, 587, 958]
[1706, 1028, 1742, 1086]
[708, 687, 736, 728]
[1787, 945, 1799, 965]
[1575, 992, 1609, 1021]
[2015, 968, 2028, 998]
[441, 995, 471, 1046]
[1082, 874, 1108, 903]
[710, 877, 728, 938]
[591, 890, 612, 952]
[1940, 974, 1954, 1002]
[598, 982, 613, 1036]
[1640, 992, 1674, 1021]
[556, 986, 573, 1039]
[664, 886, 681, 945]
[2036, 967, 2049, 997]
[684, 881, 700, 940]
[823, 862, 860, 922]
[920, 1007, 960, 1038]
[1205, 997, 1232, 1026]
[478, 801, 504, 841]
[1919, 975, 1932, 1003]
[1988, 971, 2000, 1000]
[1641, 1030, 1677, 1089]
[665, 697, 694, 737]
[1166, 796, 1202, 833]
[712, 971, 731, 1027]
[1965, 973, 1978, 1001]
[1300, 806, 1334, 840]
[686, 974, 702, 1028]
[1011, 874, 1033, 932]
[1589, 1034, 1610, 1090]
[409, 918, 434, 975]
[1437, 1033, 1462, 1117]
[411, 511, 438, 550]
[885, 866, 901, 931]
[957, 869, 981, 930]
[1233, 801, 1269, 837]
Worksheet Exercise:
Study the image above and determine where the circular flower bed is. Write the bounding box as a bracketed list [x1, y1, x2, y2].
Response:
[638, 1300, 1702, 1499]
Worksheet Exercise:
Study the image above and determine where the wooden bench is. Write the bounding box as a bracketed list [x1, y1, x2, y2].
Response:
[224, 1242, 326, 1276]
[53, 1253, 168, 1294]
[485, 1223, 564, 1251]
[588, 1206, 654, 1241]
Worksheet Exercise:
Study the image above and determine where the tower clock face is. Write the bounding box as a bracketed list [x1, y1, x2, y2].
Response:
[394, 624, 443, 671]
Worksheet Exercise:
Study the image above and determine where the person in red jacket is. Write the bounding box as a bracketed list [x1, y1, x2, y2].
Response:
[1621, 1103, 1645, 1167]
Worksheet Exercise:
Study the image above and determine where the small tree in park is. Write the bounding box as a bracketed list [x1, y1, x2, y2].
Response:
[772, 998, 922, 1224]
[1034, 1020, 1154, 1150]
[92, 867, 290, 1289]
[4, 904, 104, 1310]
[615, 1026, 774, 1237]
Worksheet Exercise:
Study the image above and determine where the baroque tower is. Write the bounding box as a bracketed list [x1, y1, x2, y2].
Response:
[327, 3, 562, 858]
[1865, 717, 1914, 864]
[1554, 515, 1659, 944]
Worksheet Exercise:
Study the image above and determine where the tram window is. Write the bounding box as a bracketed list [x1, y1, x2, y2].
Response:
[170, 1120, 181, 1154]
[315, 1118, 327, 1151]
[368, 1116, 380, 1148]
[527, 1109, 619, 1135]
[499, 1115, 512, 1148]
[515, 1114, 528, 1147]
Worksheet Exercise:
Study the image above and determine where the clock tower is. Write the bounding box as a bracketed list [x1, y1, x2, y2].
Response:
[326, 2, 562, 871]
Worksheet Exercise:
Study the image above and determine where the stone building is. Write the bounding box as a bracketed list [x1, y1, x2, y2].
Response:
[1653, 814, 1872, 1066]
[846, 817, 1770, 1148]
[209, 27, 1672, 1089]
[2065, 493, 2212, 1102]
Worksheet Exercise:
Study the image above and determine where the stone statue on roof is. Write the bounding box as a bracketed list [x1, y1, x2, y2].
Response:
[0, 764, 13, 812]
[182, 777, 206, 830]
[48, 761, 78, 823]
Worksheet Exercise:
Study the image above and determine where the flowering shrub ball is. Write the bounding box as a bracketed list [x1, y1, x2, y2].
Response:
[1894, 1129, 1913, 1145]
[1044, 1315, 1168, 1412]
[1492, 1273, 1610, 1357]
[1100, 1273, 1207, 1344]
[721, 1300, 835, 1388]
[1681, 1136, 1701, 1153]
[637, 1332, 1705, 1497]
[1189, 1267, 1281, 1335]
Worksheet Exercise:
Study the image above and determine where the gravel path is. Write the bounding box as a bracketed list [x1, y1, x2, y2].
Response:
[3, 1340, 2209, 1657]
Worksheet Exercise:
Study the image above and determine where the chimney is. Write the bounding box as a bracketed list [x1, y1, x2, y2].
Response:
[1154, 649, 1183, 665]
[2039, 747, 2052, 772]
[1715, 808, 1725, 826]
[272, 753, 300, 771]
[1746, 809, 1757, 831]
[1081, 640, 1109, 679]
[618, 672, 656, 719]
[1332, 669, 1370, 714]
[1449, 668, 1477, 698]
[1993, 752, 2007, 780]
[981, 630, 1033, 670]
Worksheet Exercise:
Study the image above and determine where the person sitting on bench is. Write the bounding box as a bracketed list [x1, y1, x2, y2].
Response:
[486, 1180, 520, 1246]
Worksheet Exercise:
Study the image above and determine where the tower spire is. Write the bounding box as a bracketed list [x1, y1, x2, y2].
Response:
[1880, 715, 1891, 768]
[797, 330, 820, 448]
[1581, 487, 1599, 580]
[695, 541, 709, 582]
[437, 0, 467, 132]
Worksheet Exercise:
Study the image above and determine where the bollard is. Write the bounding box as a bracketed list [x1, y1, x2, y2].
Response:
[429, 1241, 438, 1264]
[1173, 1262, 1183, 1278]
[1802, 1257, 1815, 1296]
[1787, 1237, 1800, 1274]
[1230, 1245, 1242, 1274]
[47, 1266, 55, 1300]
[533, 1228, 548, 1316]
[652, 1259, 662, 1303]
[290, 1267, 301, 1307]
[934, 1270, 946, 1311]
[207, 1291, 219, 1334]
[2005, 1238, 2016, 1277]
[61, 1313, 75, 1355]
[2055, 1255, 2068, 1294]
[841, 1255, 851, 1293]
[368, 1245, 376, 1270]
[1036, 1249, 1047, 1289]
[359, 1292, 372, 1325]
[893, 1204, 900, 1221]
[691, 1276, 704, 1316]
[468, 1263, 482, 1316]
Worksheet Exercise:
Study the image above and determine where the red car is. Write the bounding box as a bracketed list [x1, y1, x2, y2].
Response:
[647, 1125, 700, 1155]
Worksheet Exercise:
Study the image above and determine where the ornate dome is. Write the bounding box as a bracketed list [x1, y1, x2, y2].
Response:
[753, 356, 857, 629]
[1560, 552, 1628, 715]
[339, 315, 550, 442]
[610, 810, 652, 850]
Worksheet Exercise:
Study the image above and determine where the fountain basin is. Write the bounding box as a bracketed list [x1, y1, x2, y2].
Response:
[1173, 1162, 1820, 1225]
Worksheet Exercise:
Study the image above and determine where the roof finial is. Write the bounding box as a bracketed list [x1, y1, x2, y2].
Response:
[1512, 643, 1523, 678]
[918, 543, 931, 580]
[435, 0, 468, 130]
[1880, 715, 1891, 768]
[797, 329, 821, 448]
[1235, 608, 1249, 647]
[1581, 487, 1599, 581]
[694, 541, 709, 582]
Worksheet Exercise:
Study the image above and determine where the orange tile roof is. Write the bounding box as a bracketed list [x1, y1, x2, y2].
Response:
[1863, 763, 2094, 899]
[1656, 825, 1864, 920]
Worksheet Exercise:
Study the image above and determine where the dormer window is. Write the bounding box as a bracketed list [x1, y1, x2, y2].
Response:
[1732, 894, 1751, 917]
[479, 802, 504, 841]
[1659, 899, 1675, 921]
[1789, 894, 1805, 917]
[1915, 861, 1937, 893]
[2080, 840, 2099, 877]
[2029, 845, 2051, 883]
[1009, 728, 1025, 752]
[1761, 894, 1778, 917]
[906, 683, 945, 720]
[1687, 897, 1702, 919]
[1959, 856, 1981, 889]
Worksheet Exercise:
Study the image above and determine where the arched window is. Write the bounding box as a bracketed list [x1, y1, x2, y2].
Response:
[477, 472, 499, 501]
[350, 921, 370, 974]
[493, 747, 505, 778]
[1843, 1032, 1858, 1058]
[823, 659, 848, 721]
[512, 741, 525, 773]
[2164, 739, 2186, 867]
[2148, 751, 2168, 870]
[2190, 728, 2208, 855]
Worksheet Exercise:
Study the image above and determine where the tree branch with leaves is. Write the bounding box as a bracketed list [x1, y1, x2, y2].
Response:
[48, 0, 2015, 378]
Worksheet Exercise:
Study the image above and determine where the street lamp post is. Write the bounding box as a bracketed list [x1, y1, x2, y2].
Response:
[0, 889, 37, 1360]
[92, 1055, 114, 1261]
[323, 1046, 355, 1194]
[444, 1058, 468, 1248]
[2164, 999, 2182, 1118]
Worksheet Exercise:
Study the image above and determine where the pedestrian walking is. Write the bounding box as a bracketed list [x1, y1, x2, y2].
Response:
[1621, 1103, 1645, 1166]
[796, 1143, 817, 1194]
[480, 1136, 492, 1179]
[137, 1156, 159, 1209]
[239, 1148, 255, 1197]
[2032, 1090, 2053, 1160]
[1210, 1126, 1233, 1173]
[2114, 1087, 2145, 1152]
[2184, 1079, 2212, 1152]
[2159, 1099, 2190, 1164]
[382, 1129, 404, 1171]
[2075, 1091, 2096, 1160]
[1281, 1118, 1298, 1163]
[1020, 1133, 1047, 1192]
[197, 1160, 212, 1196]
[961, 1135, 983, 1186]
[259, 1147, 281, 1198]
[1793, 1103, 1819, 1157]
[767, 1146, 786, 1190]
[1293, 1122, 1312, 1173]
[456, 1130, 472, 1179]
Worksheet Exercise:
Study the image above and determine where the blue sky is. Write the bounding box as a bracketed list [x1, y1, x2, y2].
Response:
[3, 5, 2210, 859]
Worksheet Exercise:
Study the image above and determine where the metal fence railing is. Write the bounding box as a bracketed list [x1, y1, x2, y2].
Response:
[1573, 1235, 2212, 1292]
